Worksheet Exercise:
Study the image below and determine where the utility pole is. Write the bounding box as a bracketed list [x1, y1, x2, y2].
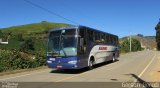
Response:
[130, 35, 132, 52]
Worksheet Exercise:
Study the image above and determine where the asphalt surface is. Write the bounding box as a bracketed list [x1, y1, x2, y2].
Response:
[0, 50, 159, 88]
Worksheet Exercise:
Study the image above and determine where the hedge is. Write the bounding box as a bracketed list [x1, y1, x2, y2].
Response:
[0, 49, 46, 72]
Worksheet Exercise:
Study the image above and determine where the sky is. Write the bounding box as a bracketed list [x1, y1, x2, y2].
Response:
[0, 0, 160, 37]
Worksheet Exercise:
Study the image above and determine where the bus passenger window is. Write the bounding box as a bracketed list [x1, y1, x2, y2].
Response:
[79, 28, 87, 53]
[101, 33, 105, 43]
[95, 32, 101, 43]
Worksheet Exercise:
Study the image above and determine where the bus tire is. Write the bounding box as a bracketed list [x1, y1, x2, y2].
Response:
[88, 58, 94, 70]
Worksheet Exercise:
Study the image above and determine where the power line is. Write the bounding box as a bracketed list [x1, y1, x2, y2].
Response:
[23, 0, 79, 25]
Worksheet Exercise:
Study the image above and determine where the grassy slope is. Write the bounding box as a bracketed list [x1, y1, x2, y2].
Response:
[0, 22, 70, 34]
[0, 22, 71, 51]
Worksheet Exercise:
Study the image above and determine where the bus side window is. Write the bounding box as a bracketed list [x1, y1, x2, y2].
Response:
[85, 29, 94, 52]
[88, 30, 94, 42]
[112, 36, 115, 45]
[107, 35, 111, 45]
[110, 36, 113, 45]
[105, 34, 108, 44]
[95, 32, 101, 43]
[79, 28, 87, 53]
[101, 33, 105, 43]
[112, 36, 114, 45]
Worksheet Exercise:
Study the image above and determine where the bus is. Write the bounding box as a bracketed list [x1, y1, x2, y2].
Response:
[46, 25, 119, 69]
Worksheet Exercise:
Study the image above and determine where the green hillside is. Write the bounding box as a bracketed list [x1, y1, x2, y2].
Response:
[0, 21, 70, 34]
[0, 21, 70, 51]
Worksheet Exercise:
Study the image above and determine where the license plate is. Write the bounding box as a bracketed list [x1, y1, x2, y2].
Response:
[57, 65, 62, 68]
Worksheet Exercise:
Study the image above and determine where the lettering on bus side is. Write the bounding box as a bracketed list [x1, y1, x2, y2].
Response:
[99, 47, 107, 50]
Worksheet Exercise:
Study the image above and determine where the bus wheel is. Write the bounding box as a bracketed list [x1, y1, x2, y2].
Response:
[88, 59, 94, 70]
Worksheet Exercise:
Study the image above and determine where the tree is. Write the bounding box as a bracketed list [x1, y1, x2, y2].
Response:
[120, 38, 141, 53]
[155, 22, 160, 51]
[137, 34, 144, 37]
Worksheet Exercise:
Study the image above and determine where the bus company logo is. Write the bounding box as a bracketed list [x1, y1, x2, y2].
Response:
[99, 47, 107, 50]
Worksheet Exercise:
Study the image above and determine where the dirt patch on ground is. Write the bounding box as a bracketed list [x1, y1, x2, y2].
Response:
[0, 66, 47, 76]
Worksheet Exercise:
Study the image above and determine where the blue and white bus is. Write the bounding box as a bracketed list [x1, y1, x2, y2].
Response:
[46, 26, 119, 69]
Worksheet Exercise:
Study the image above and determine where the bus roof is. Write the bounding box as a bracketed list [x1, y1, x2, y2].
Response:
[49, 25, 118, 37]
[49, 25, 78, 32]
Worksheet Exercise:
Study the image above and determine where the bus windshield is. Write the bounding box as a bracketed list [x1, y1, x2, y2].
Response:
[47, 29, 77, 57]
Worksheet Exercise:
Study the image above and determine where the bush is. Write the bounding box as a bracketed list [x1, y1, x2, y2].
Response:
[0, 49, 46, 72]
[20, 37, 35, 52]
[17, 33, 24, 41]
[120, 38, 142, 53]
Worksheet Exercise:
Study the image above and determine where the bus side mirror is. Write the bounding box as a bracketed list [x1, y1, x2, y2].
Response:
[80, 38, 84, 47]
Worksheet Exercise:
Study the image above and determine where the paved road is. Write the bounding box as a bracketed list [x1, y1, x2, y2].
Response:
[0, 50, 159, 87]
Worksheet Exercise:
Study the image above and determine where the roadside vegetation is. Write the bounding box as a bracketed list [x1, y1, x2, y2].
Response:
[0, 21, 70, 72]
[0, 49, 45, 72]
[120, 38, 142, 53]
[155, 21, 160, 50]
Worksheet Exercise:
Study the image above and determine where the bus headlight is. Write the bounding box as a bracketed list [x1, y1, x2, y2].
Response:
[68, 60, 77, 64]
[47, 60, 52, 63]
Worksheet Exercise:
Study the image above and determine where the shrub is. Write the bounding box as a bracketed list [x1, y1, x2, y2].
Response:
[120, 38, 142, 53]
[17, 33, 24, 41]
[20, 37, 35, 52]
[0, 49, 46, 72]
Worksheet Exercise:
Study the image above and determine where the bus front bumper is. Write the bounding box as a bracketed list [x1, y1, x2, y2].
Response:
[47, 61, 78, 69]
[46, 56, 83, 69]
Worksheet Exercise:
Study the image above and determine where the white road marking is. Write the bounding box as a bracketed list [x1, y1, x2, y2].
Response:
[134, 53, 156, 82]
[0, 69, 48, 81]
[138, 53, 156, 77]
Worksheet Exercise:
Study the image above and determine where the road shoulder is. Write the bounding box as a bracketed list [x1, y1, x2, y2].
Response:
[150, 55, 160, 81]
[0, 66, 48, 76]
